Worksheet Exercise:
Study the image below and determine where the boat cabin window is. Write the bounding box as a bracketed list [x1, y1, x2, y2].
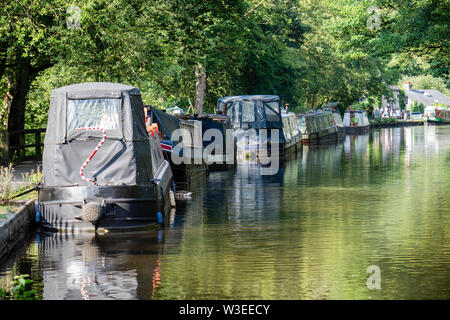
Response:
[298, 116, 306, 134]
[67, 98, 120, 134]
[264, 101, 281, 122]
[226, 101, 240, 127]
[289, 115, 299, 136]
[282, 116, 292, 140]
[224, 99, 281, 128]
[217, 101, 227, 114]
[319, 115, 326, 128]
[241, 101, 256, 123]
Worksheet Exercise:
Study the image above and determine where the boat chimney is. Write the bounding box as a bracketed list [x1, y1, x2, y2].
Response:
[403, 81, 412, 92]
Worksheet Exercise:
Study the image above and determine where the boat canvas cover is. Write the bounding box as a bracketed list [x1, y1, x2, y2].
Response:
[297, 111, 334, 134]
[216, 95, 282, 130]
[151, 107, 203, 158]
[197, 114, 232, 149]
[150, 107, 181, 140]
[43, 82, 154, 187]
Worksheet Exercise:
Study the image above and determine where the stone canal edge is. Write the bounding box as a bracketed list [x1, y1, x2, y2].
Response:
[0, 198, 36, 262]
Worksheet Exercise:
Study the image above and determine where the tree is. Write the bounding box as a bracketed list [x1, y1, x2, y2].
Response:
[0, 0, 66, 143]
[4, 0, 448, 136]
[0, 0, 64, 131]
[398, 74, 450, 96]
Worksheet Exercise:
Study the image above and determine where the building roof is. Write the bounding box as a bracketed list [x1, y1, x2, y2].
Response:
[406, 89, 450, 106]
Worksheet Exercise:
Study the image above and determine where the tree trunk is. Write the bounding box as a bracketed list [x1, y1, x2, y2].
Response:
[7, 62, 34, 160]
[311, 95, 316, 109]
[194, 64, 206, 115]
[1, 76, 13, 129]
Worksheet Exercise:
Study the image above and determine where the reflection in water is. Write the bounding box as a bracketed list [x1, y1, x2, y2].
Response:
[9, 231, 168, 300]
[1, 125, 450, 299]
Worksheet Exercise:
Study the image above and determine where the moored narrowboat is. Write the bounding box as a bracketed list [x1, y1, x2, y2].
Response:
[38, 82, 174, 233]
[297, 111, 338, 144]
[343, 107, 370, 134]
[331, 111, 346, 140]
[196, 113, 235, 170]
[424, 105, 450, 124]
[216, 95, 301, 159]
[145, 106, 207, 186]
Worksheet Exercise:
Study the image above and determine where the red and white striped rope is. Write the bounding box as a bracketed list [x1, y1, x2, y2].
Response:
[75, 127, 107, 185]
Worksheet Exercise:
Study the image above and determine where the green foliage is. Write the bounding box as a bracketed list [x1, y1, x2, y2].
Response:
[411, 100, 425, 114]
[0, 274, 36, 300]
[1, 0, 448, 131]
[0, 164, 41, 202]
[0, 0, 68, 129]
[18, 0, 310, 119]
[371, 117, 398, 127]
[373, 0, 449, 80]
[398, 89, 406, 110]
[0, 164, 15, 201]
[398, 74, 450, 97]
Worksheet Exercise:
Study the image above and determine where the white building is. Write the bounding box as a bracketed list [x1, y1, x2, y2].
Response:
[402, 82, 450, 111]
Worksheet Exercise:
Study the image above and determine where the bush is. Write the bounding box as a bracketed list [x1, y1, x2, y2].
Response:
[399, 75, 450, 97]
[0, 165, 41, 203]
[371, 118, 398, 127]
[0, 164, 14, 201]
[0, 274, 36, 300]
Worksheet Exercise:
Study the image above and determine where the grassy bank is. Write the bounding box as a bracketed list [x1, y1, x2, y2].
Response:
[0, 164, 40, 214]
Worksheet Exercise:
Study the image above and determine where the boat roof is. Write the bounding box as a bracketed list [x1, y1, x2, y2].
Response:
[298, 110, 327, 116]
[51, 82, 140, 97]
[217, 95, 280, 104]
[345, 108, 366, 113]
[45, 82, 148, 145]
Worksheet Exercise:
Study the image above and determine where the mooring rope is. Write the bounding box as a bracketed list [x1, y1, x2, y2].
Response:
[75, 127, 107, 185]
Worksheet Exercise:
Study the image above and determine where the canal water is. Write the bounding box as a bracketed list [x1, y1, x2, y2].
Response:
[1, 125, 450, 300]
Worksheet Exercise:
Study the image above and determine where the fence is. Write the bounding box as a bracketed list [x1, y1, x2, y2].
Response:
[5, 128, 46, 163]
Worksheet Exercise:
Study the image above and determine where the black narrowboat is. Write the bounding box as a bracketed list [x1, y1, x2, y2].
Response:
[216, 95, 301, 160]
[38, 83, 173, 232]
[145, 106, 207, 186]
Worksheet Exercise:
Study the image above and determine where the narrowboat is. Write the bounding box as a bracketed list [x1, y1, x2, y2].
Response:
[297, 111, 338, 144]
[424, 105, 450, 124]
[38, 83, 174, 232]
[343, 107, 370, 134]
[196, 113, 235, 170]
[145, 106, 208, 185]
[317, 104, 345, 140]
[216, 95, 301, 159]
[325, 106, 346, 140]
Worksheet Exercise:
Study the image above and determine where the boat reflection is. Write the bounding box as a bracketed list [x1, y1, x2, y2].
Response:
[36, 230, 170, 300]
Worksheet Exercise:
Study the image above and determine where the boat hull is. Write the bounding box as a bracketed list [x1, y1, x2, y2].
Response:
[425, 118, 450, 124]
[38, 184, 171, 233]
[344, 125, 370, 134]
[236, 134, 302, 162]
[301, 126, 341, 145]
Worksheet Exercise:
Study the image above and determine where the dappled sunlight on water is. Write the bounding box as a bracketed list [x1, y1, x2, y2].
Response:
[1, 125, 450, 299]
